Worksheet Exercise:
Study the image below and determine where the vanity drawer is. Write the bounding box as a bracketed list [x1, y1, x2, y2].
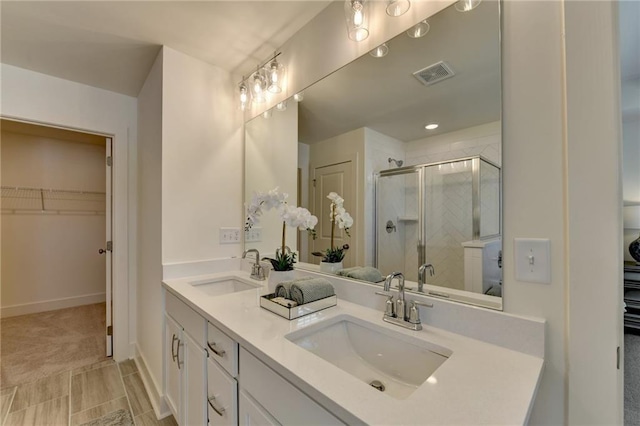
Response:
[166, 291, 206, 346]
[207, 357, 238, 426]
[239, 348, 343, 425]
[207, 321, 238, 377]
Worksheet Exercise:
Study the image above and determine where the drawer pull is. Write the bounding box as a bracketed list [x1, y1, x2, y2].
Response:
[176, 339, 183, 370]
[207, 341, 226, 357]
[171, 334, 178, 362]
[208, 396, 225, 416]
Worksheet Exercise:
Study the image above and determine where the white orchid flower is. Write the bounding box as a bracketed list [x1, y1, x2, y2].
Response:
[327, 192, 344, 206]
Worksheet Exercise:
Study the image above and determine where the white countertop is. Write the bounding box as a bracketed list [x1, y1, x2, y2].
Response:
[163, 270, 543, 425]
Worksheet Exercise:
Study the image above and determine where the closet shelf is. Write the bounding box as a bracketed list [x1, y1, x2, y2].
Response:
[1, 186, 106, 215]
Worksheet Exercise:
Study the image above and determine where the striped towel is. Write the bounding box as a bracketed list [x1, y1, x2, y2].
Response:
[289, 278, 335, 305]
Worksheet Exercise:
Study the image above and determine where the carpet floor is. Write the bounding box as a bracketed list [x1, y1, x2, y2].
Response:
[626, 331, 640, 425]
[0, 303, 108, 388]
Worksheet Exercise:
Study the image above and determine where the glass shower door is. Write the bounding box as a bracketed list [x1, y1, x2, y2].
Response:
[422, 159, 474, 291]
[375, 168, 422, 282]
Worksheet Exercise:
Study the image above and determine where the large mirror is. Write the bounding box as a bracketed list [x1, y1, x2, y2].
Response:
[245, 0, 502, 309]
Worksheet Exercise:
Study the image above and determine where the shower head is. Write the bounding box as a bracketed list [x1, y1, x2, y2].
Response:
[388, 158, 404, 168]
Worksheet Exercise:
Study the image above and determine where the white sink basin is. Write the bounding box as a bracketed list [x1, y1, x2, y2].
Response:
[286, 315, 451, 399]
[189, 277, 261, 297]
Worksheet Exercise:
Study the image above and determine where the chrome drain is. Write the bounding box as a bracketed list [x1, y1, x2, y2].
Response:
[369, 380, 385, 392]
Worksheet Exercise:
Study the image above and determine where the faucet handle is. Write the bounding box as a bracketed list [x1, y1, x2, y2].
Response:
[375, 291, 395, 317]
[408, 299, 433, 325]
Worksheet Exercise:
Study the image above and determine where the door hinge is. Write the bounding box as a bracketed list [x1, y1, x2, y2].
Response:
[106, 156, 112, 166]
[313, 179, 316, 188]
[107, 325, 113, 336]
[106, 241, 113, 251]
[617, 346, 620, 369]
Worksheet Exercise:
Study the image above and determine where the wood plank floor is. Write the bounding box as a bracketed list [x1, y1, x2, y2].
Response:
[1, 359, 177, 426]
[1, 305, 176, 425]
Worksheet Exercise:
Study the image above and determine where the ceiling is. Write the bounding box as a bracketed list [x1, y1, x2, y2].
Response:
[0, 1, 330, 97]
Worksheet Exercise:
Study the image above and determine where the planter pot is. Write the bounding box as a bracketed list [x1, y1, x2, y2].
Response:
[630, 234, 640, 263]
[267, 270, 295, 294]
[319, 261, 343, 274]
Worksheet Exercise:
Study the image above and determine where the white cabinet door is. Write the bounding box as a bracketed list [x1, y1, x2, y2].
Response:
[165, 314, 183, 422]
[184, 332, 207, 426]
[238, 390, 279, 426]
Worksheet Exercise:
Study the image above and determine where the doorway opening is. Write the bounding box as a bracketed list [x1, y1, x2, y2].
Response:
[0, 119, 113, 387]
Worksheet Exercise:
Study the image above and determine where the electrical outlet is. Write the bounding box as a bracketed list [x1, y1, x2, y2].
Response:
[219, 227, 241, 244]
[245, 227, 262, 242]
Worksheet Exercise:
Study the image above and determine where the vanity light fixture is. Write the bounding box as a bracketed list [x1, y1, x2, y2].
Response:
[345, 0, 370, 42]
[250, 66, 268, 103]
[276, 101, 287, 111]
[267, 55, 285, 94]
[425, 123, 439, 130]
[455, 0, 481, 12]
[407, 20, 430, 38]
[386, 0, 410, 17]
[369, 43, 389, 58]
[293, 92, 304, 102]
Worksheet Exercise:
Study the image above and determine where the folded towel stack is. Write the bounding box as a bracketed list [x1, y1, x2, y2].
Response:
[274, 277, 335, 305]
[337, 266, 384, 283]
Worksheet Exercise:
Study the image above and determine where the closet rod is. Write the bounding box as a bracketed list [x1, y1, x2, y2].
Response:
[1, 185, 106, 195]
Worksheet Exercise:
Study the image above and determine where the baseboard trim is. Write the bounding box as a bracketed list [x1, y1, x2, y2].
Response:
[0, 293, 106, 318]
[133, 344, 171, 420]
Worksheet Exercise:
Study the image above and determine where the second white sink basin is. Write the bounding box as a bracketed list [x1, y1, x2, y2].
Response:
[286, 314, 451, 399]
[189, 276, 261, 297]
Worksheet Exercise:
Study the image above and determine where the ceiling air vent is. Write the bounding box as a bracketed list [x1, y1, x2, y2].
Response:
[412, 61, 455, 86]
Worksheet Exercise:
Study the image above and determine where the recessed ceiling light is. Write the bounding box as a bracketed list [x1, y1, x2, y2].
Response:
[425, 123, 439, 130]
[369, 43, 389, 58]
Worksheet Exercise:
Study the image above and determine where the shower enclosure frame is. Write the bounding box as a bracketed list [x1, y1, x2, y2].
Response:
[374, 155, 501, 270]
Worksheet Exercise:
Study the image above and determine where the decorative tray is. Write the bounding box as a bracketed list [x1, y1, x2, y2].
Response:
[260, 293, 337, 320]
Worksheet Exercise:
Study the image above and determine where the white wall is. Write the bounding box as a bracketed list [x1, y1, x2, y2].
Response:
[502, 1, 623, 423]
[161, 47, 243, 264]
[298, 142, 310, 262]
[136, 49, 164, 409]
[245, 105, 298, 257]
[363, 128, 404, 267]
[134, 46, 243, 415]
[0, 64, 137, 362]
[1, 131, 106, 316]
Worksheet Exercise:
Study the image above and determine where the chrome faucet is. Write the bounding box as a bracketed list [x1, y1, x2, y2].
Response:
[242, 249, 265, 281]
[376, 271, 433, 331]
[418, 263, 435, 293]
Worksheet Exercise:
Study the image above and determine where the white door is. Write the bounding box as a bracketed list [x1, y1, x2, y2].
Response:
[311, 161, 354, 267]
[105, 138, 113, 356]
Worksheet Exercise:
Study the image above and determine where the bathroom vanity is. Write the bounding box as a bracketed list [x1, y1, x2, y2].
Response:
[162, 267, 544, 425]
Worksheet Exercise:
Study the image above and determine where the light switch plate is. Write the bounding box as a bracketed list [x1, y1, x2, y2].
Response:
[514, 238, 551, 284]
[219, 227, 241, 244]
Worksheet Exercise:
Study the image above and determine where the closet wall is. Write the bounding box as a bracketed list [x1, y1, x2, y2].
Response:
[1, 124, 107, 317]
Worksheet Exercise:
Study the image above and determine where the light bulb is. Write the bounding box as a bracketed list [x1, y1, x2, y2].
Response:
[425, 123, 439, 130]
[407, 20, 430, 38]
[352, 0, 364, 25]
[293, 92, 304, 102]
[276, 101, 287, 111]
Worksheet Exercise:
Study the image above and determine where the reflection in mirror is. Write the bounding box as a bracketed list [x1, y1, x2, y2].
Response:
[244, 0, 502, 309]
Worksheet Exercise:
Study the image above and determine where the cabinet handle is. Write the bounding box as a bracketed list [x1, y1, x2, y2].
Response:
[171, 334, 178, 362]
[207, 341, 226, 357]
[176, 339, 182, 370]
[208, 396, 226, 416]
